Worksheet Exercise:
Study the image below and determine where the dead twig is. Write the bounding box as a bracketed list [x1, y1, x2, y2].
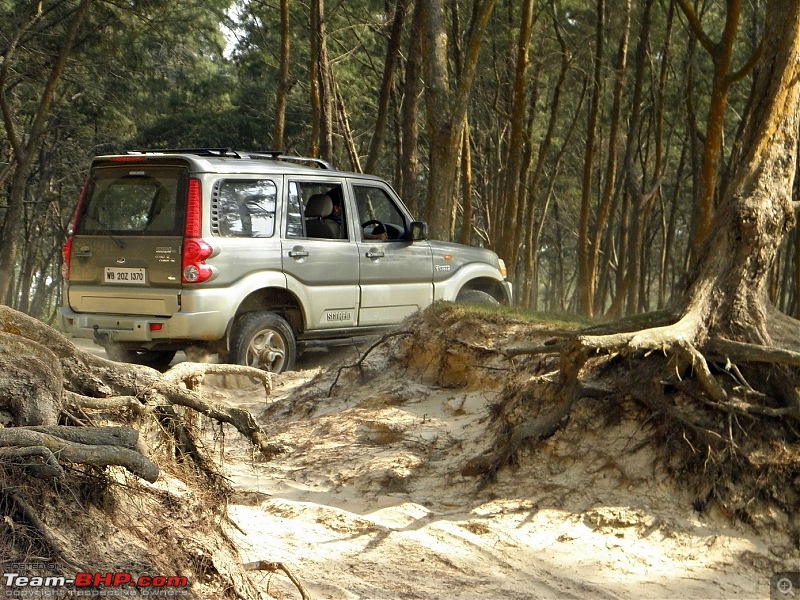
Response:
[243, 560, 311, 600]
[328, 330, 412, 397]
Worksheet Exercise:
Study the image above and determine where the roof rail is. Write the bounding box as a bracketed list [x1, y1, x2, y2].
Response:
[130, 148, 241, 158]
[246, 151, 333, 170]
[127, 148, 333, 169]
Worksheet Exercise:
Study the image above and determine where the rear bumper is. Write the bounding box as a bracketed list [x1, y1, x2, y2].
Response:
[59, 305, 227, 345]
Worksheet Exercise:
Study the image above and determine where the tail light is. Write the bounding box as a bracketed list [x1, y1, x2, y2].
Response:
[182, 178, 213, 283]
[62, 237, 74, 281]
[182, 239, 213, 283]
[62, 180, 89, 281]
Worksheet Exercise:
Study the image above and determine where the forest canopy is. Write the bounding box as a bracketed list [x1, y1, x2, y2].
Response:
[0, 0, 798, 323]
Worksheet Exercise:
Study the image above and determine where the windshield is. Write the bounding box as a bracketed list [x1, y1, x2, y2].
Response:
[76, 165, 187, 236]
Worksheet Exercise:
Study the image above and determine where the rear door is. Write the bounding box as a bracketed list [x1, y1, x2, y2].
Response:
[281, 180, 360, 330]
[67, 161, 186, 316]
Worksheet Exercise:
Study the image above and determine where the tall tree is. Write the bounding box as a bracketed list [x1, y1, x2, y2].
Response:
[676, 0, 763, 259]
[398, 0, 425, 216]
[421, 0, 497, 240]
[0, 0, 93, 303]
[365, 0, 409, 174]
[576, 0, 606, 317]
[491, 0, 800, 513]
[497, 0, 535, 281]
[273, 0, 290, 150]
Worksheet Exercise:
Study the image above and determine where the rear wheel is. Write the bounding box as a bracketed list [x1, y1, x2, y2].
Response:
[104, 345, 177, 370]
[456, 288, 500, 306]
[229, 312, 296, 373]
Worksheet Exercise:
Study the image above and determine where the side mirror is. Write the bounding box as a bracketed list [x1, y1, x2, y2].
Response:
[410, 221, 428, 241]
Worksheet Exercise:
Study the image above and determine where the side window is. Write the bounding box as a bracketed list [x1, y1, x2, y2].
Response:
[286, 182, 305, 238]
[353, 185, 406, 240]
[211, 179, 277, 237]
[286, 181, 348, 240]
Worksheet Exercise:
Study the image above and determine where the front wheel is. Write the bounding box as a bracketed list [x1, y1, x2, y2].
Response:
[456, 289, 500, 306]
[229, 312, 296, 373]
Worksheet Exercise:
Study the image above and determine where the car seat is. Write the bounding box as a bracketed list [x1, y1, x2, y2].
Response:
[305, 194, 340, 239]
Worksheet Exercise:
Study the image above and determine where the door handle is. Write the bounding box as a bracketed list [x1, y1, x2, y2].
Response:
[366, 250, 384, 259]
[288, 249, 309, 258]
[73, 249, 93, 257]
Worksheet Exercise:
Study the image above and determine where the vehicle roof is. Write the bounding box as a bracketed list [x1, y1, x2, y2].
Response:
[92, 149, 388, 182]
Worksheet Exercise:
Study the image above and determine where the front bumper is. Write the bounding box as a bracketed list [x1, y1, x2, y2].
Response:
[502, 281, 513, 305]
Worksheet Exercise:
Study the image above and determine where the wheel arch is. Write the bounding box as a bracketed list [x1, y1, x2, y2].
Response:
[225, 287, 304, 350]
[456, 277, 510, 305]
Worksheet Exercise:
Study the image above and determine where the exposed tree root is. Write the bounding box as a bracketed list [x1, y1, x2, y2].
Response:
[328, 330, 413, 396]
[474, 308, 800, 521]
[0, 305, 282, 482]
[164, 361, 273, 394]
[4, 490, 90, 571]
[0, 426, 158, 481]
[0, 305, 283, 595]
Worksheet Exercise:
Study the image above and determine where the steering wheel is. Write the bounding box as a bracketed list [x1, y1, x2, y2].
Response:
[361, 219, 388, 239]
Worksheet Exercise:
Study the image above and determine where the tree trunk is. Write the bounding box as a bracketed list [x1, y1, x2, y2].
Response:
[577, 0, 605, 317]
[316, 0, 335, 164]
[399, 0, 424, 217]
[421, 0, 497, 240]
[677, 0, 763, 261]
[309, 0, 323, 157]
[589, 0, 631, 315]
[684, 0, 799, 345]
[273, 0, 290, 150]
[365, 0, 409, 174]
[459, 117, 474, 245]
[0, 0, 93, 303]
[497, 0, 535, 280]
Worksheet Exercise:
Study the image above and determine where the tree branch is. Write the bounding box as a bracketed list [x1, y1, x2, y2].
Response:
[726, 35, 765, 85]
[674, 0, 716, 55]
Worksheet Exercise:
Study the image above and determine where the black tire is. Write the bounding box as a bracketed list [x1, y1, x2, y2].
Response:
[229, 312, 296, 373]
[456, 288, 500, 306]
[104, 345, 177, 370]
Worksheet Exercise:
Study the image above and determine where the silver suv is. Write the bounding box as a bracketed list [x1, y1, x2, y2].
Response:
[60, 149, 512, 371]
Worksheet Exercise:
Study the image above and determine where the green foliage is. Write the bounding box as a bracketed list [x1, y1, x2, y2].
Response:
[2, 0, 796, 320]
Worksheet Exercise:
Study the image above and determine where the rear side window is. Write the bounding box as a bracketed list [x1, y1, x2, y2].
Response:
[211, 179, 277, 237]
[77, 166, 186, 235]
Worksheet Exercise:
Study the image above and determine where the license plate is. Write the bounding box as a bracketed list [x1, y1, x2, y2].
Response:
[104, 267, 146, 284]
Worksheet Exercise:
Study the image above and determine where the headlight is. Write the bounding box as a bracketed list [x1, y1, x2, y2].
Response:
[498, 259, 507, 279]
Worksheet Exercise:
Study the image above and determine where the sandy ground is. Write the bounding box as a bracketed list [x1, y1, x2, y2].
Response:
[69, 319, 800, 600]
[173, 329, 800, 600]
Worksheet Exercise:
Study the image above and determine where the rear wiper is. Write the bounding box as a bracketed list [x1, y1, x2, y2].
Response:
[82, 215, 126, 249]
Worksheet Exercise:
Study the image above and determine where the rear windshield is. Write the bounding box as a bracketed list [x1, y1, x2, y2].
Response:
[76, 165, 187, 236]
